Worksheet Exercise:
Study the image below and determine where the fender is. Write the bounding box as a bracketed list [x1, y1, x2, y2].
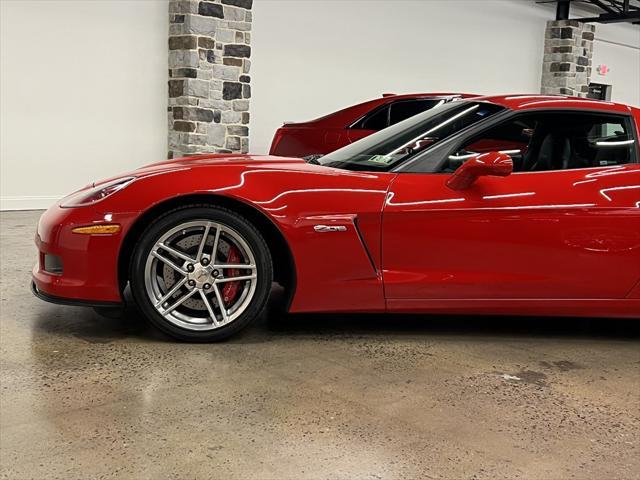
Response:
[97, 155, 396, 312]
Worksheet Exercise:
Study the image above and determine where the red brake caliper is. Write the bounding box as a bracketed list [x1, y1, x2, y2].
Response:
[221, 246, 242, 307]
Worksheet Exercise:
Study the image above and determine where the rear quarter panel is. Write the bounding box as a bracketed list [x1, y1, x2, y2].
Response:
[270, 126, 349, 157]
[269, 97, 393, 156]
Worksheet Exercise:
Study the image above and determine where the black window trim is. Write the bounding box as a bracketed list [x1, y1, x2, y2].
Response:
[347, 95, 460, 131]
[394, 107, 639, 174]
[349, 103, 391, 131]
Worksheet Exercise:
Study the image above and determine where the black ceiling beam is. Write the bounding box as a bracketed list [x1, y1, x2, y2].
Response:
[615, 0, 640, 11]
[556, 0, 571, 19]
[575, 9, 640, 21]
[538, 0, 640, 24]
[587, 0, 618, 14]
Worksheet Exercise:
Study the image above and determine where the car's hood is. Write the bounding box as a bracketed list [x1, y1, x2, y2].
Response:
[82, 151, 391, 217]
[134, 153, 307, 176]
[90, 153, 340, 192]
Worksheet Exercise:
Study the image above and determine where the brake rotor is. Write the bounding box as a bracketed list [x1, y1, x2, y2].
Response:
[160, 230, 243, 311]
[161, 232, 228, 310]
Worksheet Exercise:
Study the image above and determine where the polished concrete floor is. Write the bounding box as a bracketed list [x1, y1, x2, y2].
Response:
[1, 210, 639, 479]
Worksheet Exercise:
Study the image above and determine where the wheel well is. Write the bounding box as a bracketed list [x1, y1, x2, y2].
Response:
[118, 194, 296, 309]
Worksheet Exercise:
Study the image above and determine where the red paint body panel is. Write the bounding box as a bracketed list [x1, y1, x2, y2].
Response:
[383, 166, 640, 300]
[33, 95, 640, 319]
[269, 92, 477, 157]
[34, 155, 393, 312]
[34, 204, 137, 302]
[628, 280, 640, 299]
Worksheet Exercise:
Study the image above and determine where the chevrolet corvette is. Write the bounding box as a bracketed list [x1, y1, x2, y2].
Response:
[269, 92, 477, 158]
[33, 95, 640, 341]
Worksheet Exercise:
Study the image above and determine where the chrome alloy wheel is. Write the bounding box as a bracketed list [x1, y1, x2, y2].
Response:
[143, 220, 258, 331]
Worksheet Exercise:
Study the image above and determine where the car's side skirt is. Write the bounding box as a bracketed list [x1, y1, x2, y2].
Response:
[385, 298, 640, 319]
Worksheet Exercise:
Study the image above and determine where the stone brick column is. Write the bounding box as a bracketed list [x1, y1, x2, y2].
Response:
[540, 20, 595, 97]
[168, 0, 252, 158]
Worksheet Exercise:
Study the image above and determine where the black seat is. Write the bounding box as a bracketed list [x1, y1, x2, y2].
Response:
[592, 142, 631, 167]
[522, 132, 571, 171]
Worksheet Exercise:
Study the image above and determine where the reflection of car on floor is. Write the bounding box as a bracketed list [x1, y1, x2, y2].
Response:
[269, 92, 477, 158]
[32, 95, 640, 342]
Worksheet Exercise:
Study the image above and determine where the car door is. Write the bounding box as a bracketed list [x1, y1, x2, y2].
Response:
[382, 110, 640, 301]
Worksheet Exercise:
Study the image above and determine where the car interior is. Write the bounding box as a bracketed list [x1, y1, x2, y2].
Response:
[442, 113, 635, 173]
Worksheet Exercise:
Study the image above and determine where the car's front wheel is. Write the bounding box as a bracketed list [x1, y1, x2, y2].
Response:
[130, 205, 273, 342]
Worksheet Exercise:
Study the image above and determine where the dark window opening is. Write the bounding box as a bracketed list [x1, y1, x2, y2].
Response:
[389, 99, 444, 125]
[442, 112, 636, 173]
[351, 98, 447, 132]
[320, 101, 504, 171]
[353, 106, 389, 131]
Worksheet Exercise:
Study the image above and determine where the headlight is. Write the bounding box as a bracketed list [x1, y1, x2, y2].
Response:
[60, 177, 135, 208]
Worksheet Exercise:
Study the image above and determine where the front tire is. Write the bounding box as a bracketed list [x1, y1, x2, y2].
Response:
[129, 205, 273, 342]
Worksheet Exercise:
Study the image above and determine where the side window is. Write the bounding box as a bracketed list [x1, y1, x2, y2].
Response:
[389, 99, 443, 125]
[600, 122, 626, 138]
[442, 112, 636, 173]
[352, 106, 389, 131]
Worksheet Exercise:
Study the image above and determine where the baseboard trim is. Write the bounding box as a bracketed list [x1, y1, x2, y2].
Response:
[0, 196, 60, 211]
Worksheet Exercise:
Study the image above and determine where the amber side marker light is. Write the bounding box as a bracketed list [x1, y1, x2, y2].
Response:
[72, 224, 121, 235]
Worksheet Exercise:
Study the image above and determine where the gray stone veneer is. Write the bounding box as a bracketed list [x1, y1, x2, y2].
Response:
[540, 20, 595, 97]
[168, 0, 252, 158]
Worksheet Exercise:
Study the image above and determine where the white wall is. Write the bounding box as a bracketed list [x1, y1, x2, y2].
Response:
[1, 0, 638, 211]
[591, 23, 640, 106]
[250, 0, 550, 154]
[250, 0, 640, 154]
[0, 0, 168, 210]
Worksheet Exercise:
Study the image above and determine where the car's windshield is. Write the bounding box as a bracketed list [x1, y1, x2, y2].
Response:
[318, 101, 505, 171]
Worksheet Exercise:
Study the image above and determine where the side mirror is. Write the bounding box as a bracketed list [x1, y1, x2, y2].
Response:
[446, 151, 513, 191]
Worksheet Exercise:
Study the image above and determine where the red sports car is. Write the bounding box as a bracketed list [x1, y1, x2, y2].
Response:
[269, 92, 477, 158]
[33, 95, 640, 342]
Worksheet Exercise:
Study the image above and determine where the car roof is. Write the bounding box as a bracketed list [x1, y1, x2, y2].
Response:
[292, 92, 478, 126]
[286, 94, 637, 128]
[474, 94, 635, 114]
[381, 92, 478, 99]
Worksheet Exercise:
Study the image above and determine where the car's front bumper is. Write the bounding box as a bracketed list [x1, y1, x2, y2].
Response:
[31, 204, 137, 305]
[31, 281, 122, 307]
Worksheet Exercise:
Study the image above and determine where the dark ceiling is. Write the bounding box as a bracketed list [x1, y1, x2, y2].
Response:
[538, 0, 640, 24]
